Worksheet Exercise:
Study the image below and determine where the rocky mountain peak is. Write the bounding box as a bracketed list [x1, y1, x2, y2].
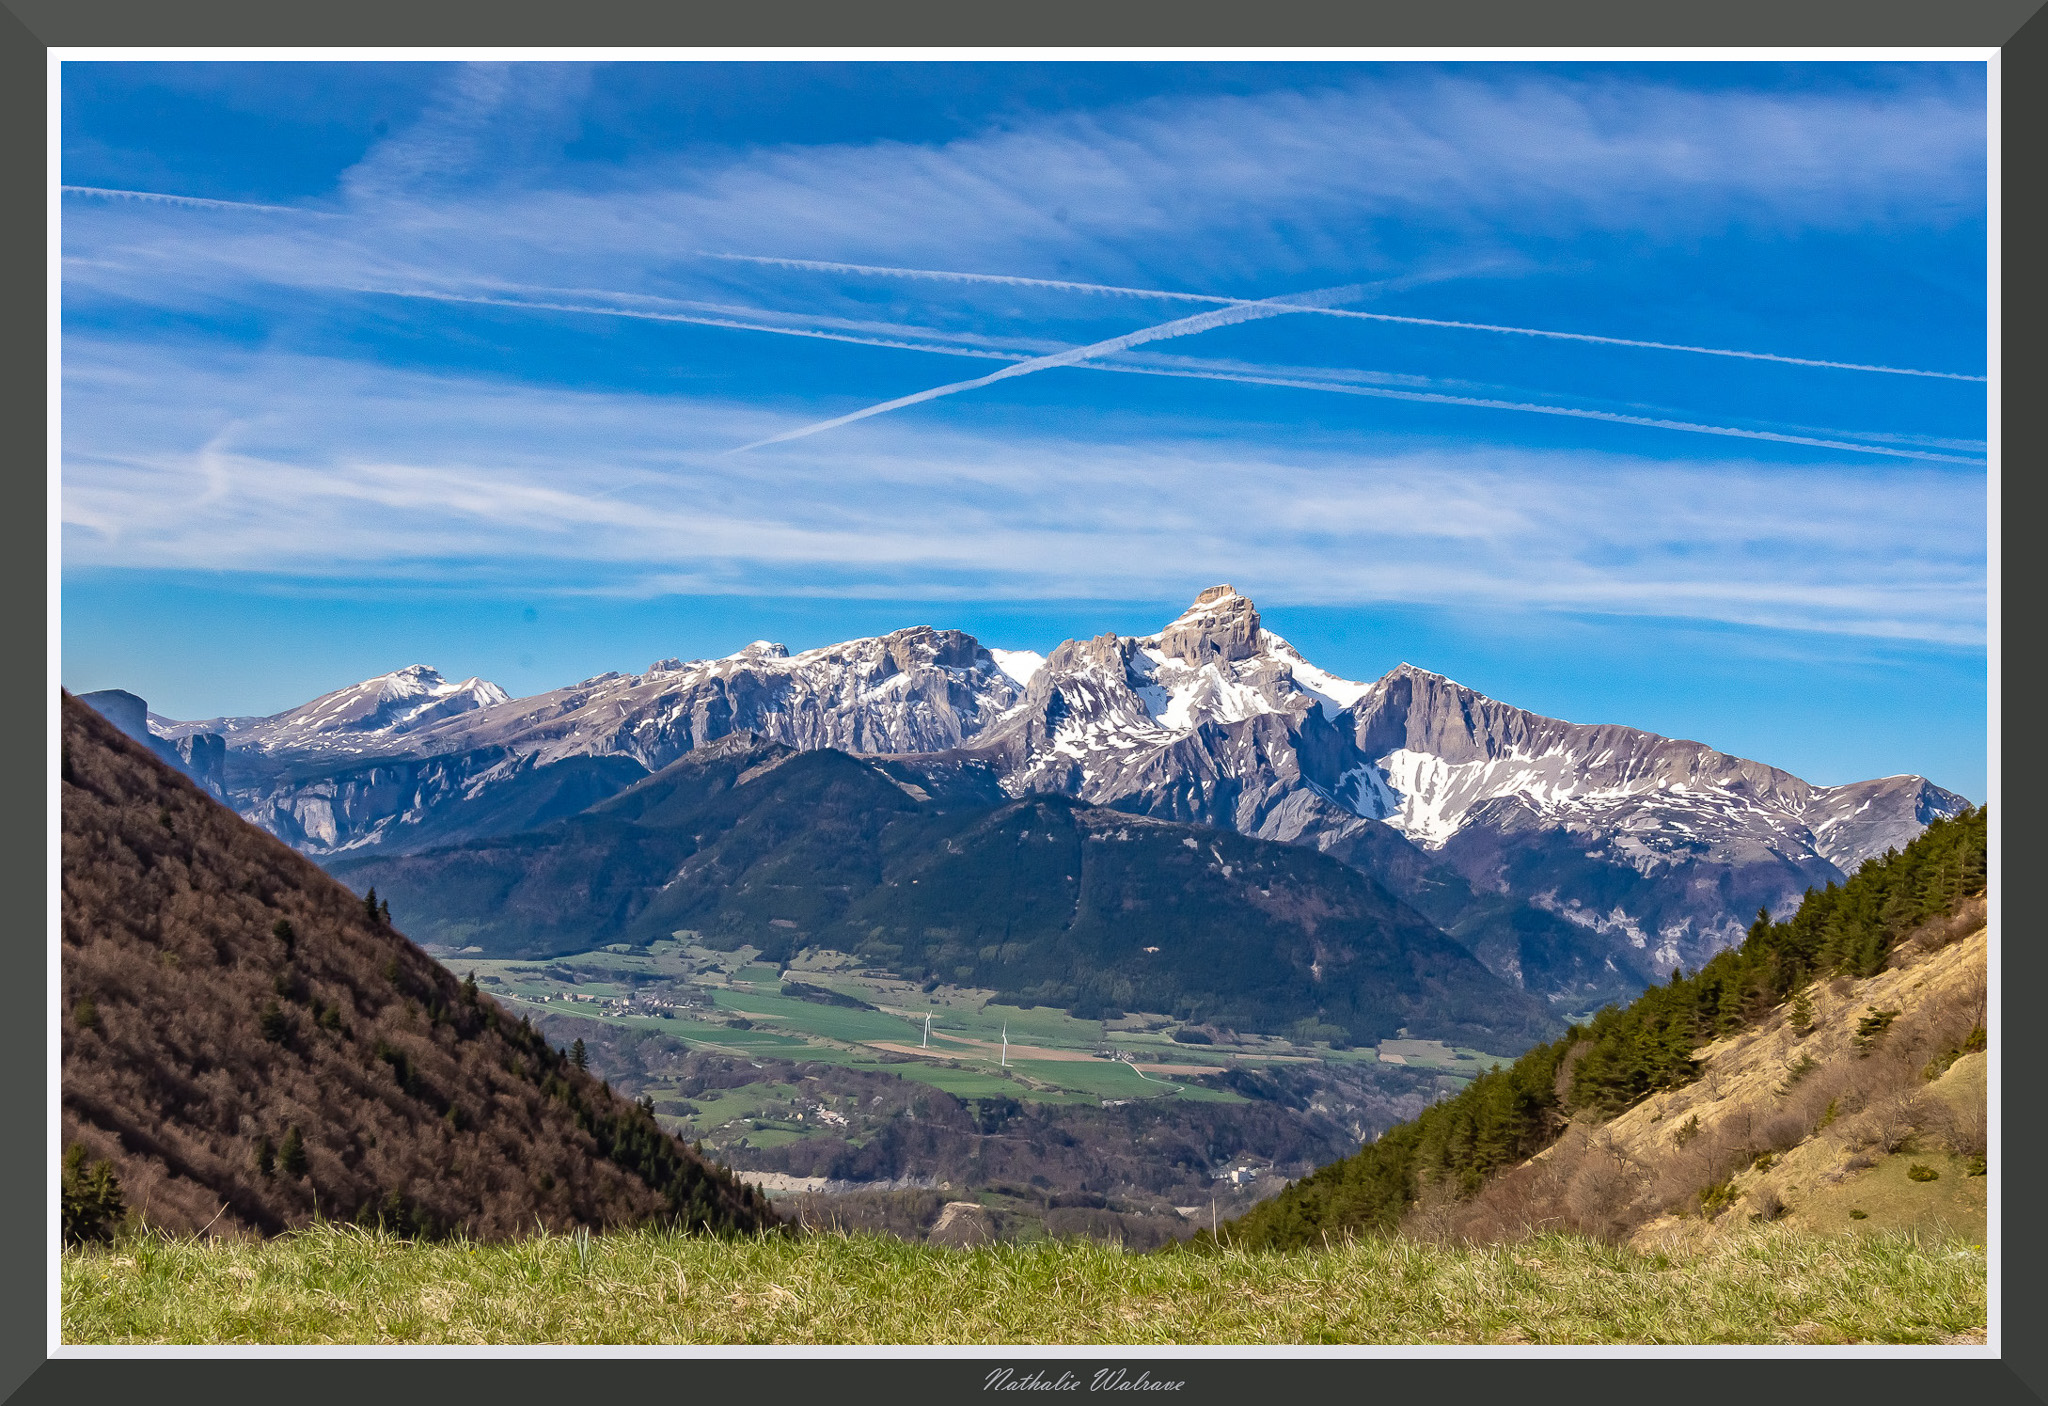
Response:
[879, 626, 989, 675]
[1152, 585, 1263, 666]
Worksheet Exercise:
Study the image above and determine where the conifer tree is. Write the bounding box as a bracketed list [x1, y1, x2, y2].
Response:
[571, 1038, 588, 1071]
[1789, 986, 1815, 1036]
[363, 887, 381, 925]
[61, 1145, 126, 1245]
[279, 1125, 307, 1179]
[271, 918, 295, 956]
[462, 971, 479, 1006]
[255, 1135, 276, 1179]
[380, 898, 391, 924]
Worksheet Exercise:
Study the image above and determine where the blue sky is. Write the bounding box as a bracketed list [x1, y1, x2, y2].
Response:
[58, 60, 1990, 799]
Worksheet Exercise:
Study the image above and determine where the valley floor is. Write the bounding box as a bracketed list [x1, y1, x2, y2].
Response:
[62, 1222, 1984, 1346]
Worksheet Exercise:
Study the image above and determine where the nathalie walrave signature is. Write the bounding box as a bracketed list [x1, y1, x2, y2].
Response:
[985, 1368, 1186, 1393]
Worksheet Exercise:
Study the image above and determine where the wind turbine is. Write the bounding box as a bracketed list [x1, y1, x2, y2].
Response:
[1001, 1024, 1009, 1067]
[921, 1011, 932, 1049]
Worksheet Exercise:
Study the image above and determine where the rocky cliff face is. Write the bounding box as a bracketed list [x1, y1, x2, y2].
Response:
[1329, 664, 1969, 976]
[78, 689, 227, 800]
[961, 588, 1376, 843]
[409, 626, 1019, 770]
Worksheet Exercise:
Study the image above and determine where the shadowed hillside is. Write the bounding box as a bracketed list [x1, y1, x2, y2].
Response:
[338, 737, 1561, 1050]
[60, 691, 778, 1242]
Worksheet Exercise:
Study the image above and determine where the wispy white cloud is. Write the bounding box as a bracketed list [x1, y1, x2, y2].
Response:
[59, 343, 1986, 647]
[60, 66, 1987, 344]
[336, 62, 596, 201]
[58, 64, 1987, 663]
[1086, 361, 1985, 465]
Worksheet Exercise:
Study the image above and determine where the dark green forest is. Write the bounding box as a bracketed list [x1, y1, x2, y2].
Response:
[340, 741, 1559, 1049]
[1220, 807, 1988, 1250]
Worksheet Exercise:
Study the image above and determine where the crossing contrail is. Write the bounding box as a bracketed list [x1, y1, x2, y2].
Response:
[62, 194, 1982, 380]
[701, 251, 1983, 382]
[352, 282, 1981, 465]
[725, 282, 1373, 454]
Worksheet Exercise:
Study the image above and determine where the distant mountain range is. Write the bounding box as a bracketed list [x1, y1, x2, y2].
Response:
[128, 586, 1967, 1010]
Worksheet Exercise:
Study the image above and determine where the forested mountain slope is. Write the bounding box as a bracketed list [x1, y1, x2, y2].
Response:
[60, 691, 777, 1242]
[337, 736, 1561, 1050]
[1222, 807, 1988, 1249]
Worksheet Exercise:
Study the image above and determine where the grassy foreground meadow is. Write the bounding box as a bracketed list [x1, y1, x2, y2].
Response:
[63, 1224, 1985, 1346]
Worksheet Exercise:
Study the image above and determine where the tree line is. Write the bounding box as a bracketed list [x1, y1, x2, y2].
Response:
[1218, 806, 1988, 1249]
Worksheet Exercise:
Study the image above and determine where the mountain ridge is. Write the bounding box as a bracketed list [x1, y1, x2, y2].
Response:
[124, 586, 1967, 1003]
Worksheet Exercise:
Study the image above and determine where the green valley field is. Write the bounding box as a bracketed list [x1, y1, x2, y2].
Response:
[443, 938, 1509, 1150]
[61, 1222, 1985, 1345]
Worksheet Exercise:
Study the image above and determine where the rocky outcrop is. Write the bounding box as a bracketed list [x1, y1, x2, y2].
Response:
[926, 1200, 997, 1248]
[77, 689, 153, 745]
[77, 689, 227, 801]
[1155, 583, 1263, 665]
[166, 732, 226, 795]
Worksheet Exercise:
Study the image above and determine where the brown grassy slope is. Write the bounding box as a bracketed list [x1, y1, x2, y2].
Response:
[1413, 907, 1987, 1249]
[61, 691, 775, 1241]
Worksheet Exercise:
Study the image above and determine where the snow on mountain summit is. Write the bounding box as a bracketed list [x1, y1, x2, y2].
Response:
[154, 665, 511, 759]
[989, 649, 1047, 686]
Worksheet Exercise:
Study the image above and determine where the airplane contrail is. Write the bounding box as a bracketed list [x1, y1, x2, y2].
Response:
[353, 284, 1043, 362]
[353, 282, 1981, 465]
[1093, 361, 1985, 465]
[701, 251, 1983, 383]
[61, 184, 326, 216]
[697, 251, 1241, 307]
[725, 282, 1373, 454]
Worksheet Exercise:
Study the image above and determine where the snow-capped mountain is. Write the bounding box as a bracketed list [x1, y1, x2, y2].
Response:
[1329, 662, 1968, 975]
[144, 628, 1024, 855]
[1344, 663, 1964, 873]
[159, 630, 1022, 773]
[962, 586, 1376, 842]
[135, 586, 1969, 996]
[947, 587, 1967, 979]
[155, 664, 510, 760]
[389, 626, 1022, 770]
